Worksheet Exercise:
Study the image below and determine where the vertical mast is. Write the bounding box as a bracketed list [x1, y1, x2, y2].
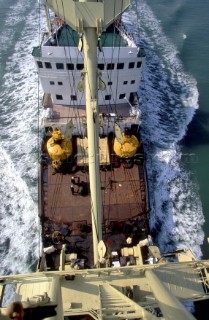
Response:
[83, 24, 102, 265]
[146, 270, 197, 320]
[45, 0, 131, 266]
[44, 4, 51, 34]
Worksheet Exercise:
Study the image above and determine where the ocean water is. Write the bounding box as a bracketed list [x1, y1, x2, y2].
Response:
[123, 0, 207, 260]
[0, 0, 41, 275]
[0, 0, 209, 299]
[137, 0, 209, 260]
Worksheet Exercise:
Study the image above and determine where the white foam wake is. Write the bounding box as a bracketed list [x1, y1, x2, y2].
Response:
[146, 147, 204, 259]
[0, 0, 45, 276]
[0, 144, 40, 275]
[124, 0, 204, 258]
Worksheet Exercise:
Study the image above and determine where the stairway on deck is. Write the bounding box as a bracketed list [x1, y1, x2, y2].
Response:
[99, 284, 143, 320]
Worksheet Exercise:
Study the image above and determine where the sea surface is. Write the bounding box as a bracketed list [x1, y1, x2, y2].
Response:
[0, 0, 209, 307]
[134, 0, 209, 260]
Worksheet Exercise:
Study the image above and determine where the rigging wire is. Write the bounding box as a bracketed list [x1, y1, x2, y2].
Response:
[123, 163, 143, 213]
[59, 0, 87, 142]
[56, 0, 101, 242]
[96, 1, 123, 236]
[59, 0, 90, 184]
[98, 0, 123, 116]
[80, 25, 104, 242]
[50, 174, 64, 219]
[49, 13, 90, 236]
[102, 0, 129, 225]
[41, 1, 143, 244]
[37, 0, 43, 256]
[114, 0, 125, 114]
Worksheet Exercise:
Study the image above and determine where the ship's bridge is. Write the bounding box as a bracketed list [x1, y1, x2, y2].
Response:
[32, 23, 145, 106]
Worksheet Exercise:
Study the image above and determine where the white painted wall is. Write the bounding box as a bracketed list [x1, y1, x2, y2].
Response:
[34, 45, 144, 105]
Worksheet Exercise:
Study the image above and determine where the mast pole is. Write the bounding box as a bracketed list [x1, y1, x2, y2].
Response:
[145, 270, 196, 320]
[45, 0, 131, 266]
[83, 4, 103, 265]
[44, 5, 51, 34]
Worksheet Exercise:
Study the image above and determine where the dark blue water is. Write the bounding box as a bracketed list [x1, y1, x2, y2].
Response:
[0, 0, 208, 283]
[137, 0, 209, 259]
[123, 0, 206, 259]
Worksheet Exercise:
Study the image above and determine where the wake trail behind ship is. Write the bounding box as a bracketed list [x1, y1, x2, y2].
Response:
[0, 0, 43, 276]
[125, 0, 204, 258]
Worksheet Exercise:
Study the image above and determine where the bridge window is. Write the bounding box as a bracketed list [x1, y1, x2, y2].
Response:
[137, 61, 142, 68]
[98, 64, 104, 70]
[67, 63, 74, 70]
[56, 94, 63, 100]
[56, 63, 64, 70]
[107, 63, 114, 70]
[50, 81, 55, 85]
[77, 64, 84, 70]
[71, 95, 77, 101]
[45, 62, 52, 69]
[105, 95, 111, 100]
[58, 82, 63, 85]
[131, 80, 135, 84]
[37, 61, 43, 68]
[129, 62, 135, 69]
[119, 94, 126, 99]
[117, 63, 124, 69]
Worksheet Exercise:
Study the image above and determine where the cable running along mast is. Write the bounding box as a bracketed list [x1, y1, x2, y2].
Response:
[44, 0, 131, 265]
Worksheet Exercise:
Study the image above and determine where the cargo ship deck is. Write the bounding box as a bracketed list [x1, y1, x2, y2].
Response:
[39, 97, 150, 270]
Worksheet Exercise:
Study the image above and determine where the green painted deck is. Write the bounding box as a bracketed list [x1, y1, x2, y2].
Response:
[56, 24, 129, 47]
[32, 24, 129, 58]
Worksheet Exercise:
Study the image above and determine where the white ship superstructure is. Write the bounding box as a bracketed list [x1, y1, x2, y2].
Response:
[32, 24, 145, 106]
[1, 1, 209, 320]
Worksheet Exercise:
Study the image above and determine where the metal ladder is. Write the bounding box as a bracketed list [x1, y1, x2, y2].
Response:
[99, 284, 143, 320]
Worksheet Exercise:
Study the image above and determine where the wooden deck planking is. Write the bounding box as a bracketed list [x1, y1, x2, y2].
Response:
[44, 162, 146, 225]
